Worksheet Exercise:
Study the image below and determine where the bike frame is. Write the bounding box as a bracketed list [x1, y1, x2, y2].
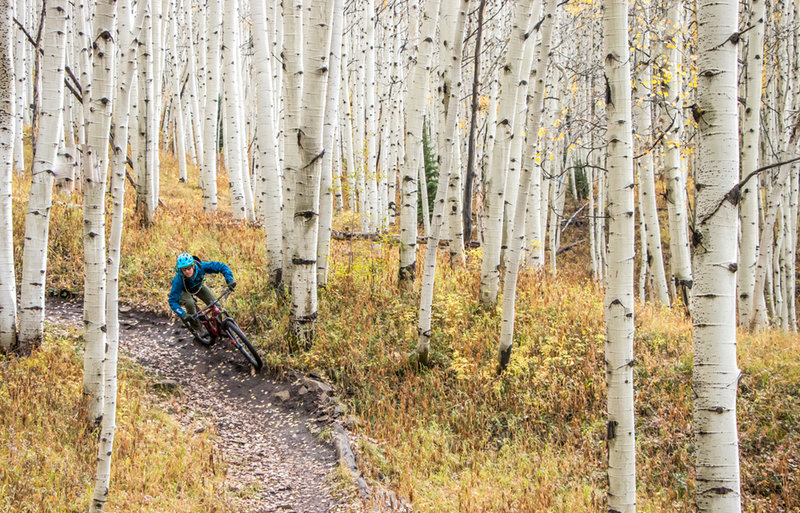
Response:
[192, 288, 233, 340]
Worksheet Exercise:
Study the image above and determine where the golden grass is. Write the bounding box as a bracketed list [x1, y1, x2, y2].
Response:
[0, 326, 232, 513]
[9, 150, 800, 512]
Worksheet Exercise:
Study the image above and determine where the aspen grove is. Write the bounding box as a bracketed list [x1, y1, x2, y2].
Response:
[1, 0, 799, 511]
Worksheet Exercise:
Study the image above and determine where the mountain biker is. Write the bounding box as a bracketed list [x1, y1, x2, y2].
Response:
[169, 253, 236, 342]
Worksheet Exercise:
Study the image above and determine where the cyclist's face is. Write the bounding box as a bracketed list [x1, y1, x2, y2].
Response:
[181, 265, 195, 278]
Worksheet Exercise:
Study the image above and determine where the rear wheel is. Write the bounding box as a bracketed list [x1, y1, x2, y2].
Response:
[224, 319, 263, 370]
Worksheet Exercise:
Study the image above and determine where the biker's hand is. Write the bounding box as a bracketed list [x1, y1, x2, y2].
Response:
[227, 281, 237, 291]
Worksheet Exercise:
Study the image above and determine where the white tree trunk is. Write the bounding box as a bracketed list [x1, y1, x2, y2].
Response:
[659, 0, 692, 304]
[479, 0, 535, 304]
[19, 0, 67, 348]
[498, 0, 555, 370]
[317, 0, 345, 288]
[603, 1, 637, 510]
[363, 0, 379, 230]
[135, 1, 156, 226]
[221, 0, 250, 220]
[0, 0, 16, 351]
[417, 0, 467, 366]
[12, 0, 24, 173]
[398, 0, 441, 285]
[632, 18, 669, 306]
[281, 0, 302, 292]
[82, 0, 116, 427]
[737, 0, 765, 327]
[89, 0, 140, 507]
[201, 0, 221, 211]
[692, 1, 742, 510]
[291, 0, 333, 343]
[251, 0, 282, 286]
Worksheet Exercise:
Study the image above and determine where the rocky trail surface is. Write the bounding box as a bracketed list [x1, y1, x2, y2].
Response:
[47, 299, 371, 513]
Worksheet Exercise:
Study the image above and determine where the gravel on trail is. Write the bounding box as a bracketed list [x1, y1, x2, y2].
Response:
[47, 299, 366, 513]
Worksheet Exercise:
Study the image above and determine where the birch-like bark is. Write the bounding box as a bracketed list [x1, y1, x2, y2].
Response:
[0, 0, 16, 351]
[82, 0, 116, 428]
[341, 66, 357, 212]
[292, 0, 333, 344]
[252, 0, 282, 287]
[281, 0, 302, 292]
[479, 0, 535, 304]
[12, 0, 24, 173]
[658, 0, 692, 304]
[632, 16, 669, 306]
[398, 0, 441, 286]
[89, 0, 139, 507]
[317, 0, 345, 288]
[737, 0, 765, 326]
[201, 0, 221, 212]
[498, 0, 555, 370]
[135, 1, 156, 226]
[439, 0, 467, 266]
[692, 1, 742, 510]
[363, 0, 378, 230]
[417, 0, 468, 366]
[18, 0, 67, 348]
[603, 1, 637, 510]
[221, 0, 250, 220]
[168, 8, 187, 182]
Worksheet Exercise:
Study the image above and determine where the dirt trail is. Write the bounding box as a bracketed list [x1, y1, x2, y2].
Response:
[47, 299, 362, 513]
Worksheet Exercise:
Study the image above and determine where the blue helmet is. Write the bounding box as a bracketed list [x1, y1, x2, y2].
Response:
[176, 253, 194, 270]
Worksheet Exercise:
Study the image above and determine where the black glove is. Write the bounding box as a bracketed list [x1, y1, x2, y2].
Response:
[227, 281, 237, 291]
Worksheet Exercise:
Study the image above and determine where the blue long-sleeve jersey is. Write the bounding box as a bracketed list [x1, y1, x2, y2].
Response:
[168, 260, 234, 317]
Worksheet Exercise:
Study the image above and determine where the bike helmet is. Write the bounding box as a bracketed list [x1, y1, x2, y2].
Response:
[176, 253, 194, 270]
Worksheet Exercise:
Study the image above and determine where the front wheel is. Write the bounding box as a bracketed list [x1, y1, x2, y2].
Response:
[224, 319, 263, 370]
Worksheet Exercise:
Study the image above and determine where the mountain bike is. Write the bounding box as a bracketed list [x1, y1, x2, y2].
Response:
[182, 288, 263, 371]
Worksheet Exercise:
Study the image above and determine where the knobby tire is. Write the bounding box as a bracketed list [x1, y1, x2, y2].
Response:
[224, 319, 263, 370]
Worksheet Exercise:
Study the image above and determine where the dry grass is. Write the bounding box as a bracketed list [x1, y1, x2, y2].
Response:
[0, 325, 232, 513]
[9, 150, 800, 512]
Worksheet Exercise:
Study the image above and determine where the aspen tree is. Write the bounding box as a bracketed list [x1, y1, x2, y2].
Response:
[417, 0, 468, 366]
[221, 0, 251, 220]
[89, 1, 141, 507]
[439, 0, 467, 266]
[341, 65, 357, 212]
[201, 0, 221, 212]
[281, 0, 302, 292]
[317, 0, 345, 288]
[135, 1, 157, 226]
[398, 0, 441, 286]
[479, 0, 535, 304]
[603, 0, 637, 510]
[364, 0, 379, 230]
[12, 0, 24, 173]
[0, 0, 15, 352]
[82, 0, 117, 427]
[737, 0, 765, 326]
[251, 0, 282, 287]
[463, 0, 487, 248]
[657, 0, 692, 304]
[632, 8, 669, 306]
[168, 5, 187, 182]
[18, 0, 68, 348]
[692, 0, 743, 510]
[291, 0, 334, 344]
[184, 0, 204, 172]
[498, 0, 555, 371]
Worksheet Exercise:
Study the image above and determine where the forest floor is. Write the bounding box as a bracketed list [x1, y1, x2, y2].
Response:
[45, 298, 364, 513]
